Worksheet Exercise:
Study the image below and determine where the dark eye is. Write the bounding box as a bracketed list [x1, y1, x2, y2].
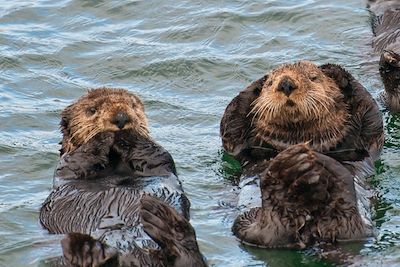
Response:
[309, 75, 318, 81]
[86, 107, 97, 116]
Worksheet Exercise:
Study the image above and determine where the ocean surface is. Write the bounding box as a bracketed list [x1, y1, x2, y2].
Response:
[0, 0, 399, 266]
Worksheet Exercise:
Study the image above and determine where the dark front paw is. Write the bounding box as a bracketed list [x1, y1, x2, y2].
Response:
[54, 132, 115, 181]
[114, 129, 138, 143]
[74, 131, 115, 158]
[88, 132, 115, 153]
[61, 233, 118, 267]
[112, 130, 139, 155]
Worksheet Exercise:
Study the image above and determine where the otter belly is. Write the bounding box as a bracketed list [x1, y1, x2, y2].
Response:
[40, 174, 189, 253]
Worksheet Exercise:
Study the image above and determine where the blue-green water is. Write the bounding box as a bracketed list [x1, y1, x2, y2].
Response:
[0, 0, 399, 266]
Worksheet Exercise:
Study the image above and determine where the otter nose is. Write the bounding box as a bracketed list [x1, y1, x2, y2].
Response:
[277, 77, 297, 97]
[112, 112, 131, 129]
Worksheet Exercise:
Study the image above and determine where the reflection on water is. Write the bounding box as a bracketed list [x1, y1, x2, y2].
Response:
[0, 0, 399, 266]
[384, 112, 400, 148]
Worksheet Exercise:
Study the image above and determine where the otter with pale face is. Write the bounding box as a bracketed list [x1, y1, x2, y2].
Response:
[251, 61, 349, 152]
[40, 88, 206, 267]
[221, 61, 383, 248]
[59, 88, 149, 155]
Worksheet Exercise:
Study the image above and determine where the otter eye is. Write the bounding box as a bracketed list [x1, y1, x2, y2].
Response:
[309, 75, 318, 81]
[86, 107, 97, 116]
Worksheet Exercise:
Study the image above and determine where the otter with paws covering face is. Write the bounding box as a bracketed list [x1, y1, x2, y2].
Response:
[40, 88, 206, 267]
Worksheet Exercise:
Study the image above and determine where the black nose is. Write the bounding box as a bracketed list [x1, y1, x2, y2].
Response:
[112, 112, 131, 129]
[277, 77, 297, 97]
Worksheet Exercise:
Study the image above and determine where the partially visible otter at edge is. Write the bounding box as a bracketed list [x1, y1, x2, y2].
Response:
[40, 88, 206, 267]
[220, 61, 384, 248]
[368, 0, 400, 111]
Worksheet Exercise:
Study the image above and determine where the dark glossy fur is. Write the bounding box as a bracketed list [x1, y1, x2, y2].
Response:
[221, 63, 383, 248]
[40, 89, 206, 267]
[368, 0, 400, 111]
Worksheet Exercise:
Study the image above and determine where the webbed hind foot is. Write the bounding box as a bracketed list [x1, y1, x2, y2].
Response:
[140, 195, 206, 267]
[264, 143, 330, 205]
[61, 233, 118, 267]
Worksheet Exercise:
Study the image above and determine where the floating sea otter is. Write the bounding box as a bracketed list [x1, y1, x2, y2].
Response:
[40, 88, 206, 267]
[220, 61, 384, 248]
[368, 0, 400, 111]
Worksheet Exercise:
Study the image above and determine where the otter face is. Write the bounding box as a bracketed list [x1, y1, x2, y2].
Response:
[251, 61, 349, 151]
[60, 88, 149, 154]
[252, 61, 342, 125]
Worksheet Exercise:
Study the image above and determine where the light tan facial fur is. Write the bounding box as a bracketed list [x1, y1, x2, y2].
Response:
[60, 88, 149, 154]
[251, 61, 349, 151]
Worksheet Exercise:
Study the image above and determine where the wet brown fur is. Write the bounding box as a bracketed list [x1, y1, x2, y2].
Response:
[368, 0, 400, 111]
[221, 61, 384, 249]
[41, 88, 207, 266]
[60, 88, 149, 155]
[251, 61, 349, 152]
[221, 61, 383, 164]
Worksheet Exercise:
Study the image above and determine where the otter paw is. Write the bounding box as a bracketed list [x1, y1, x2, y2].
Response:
[89, 132, 115, 151]
[61, 233, 118, 267]
[75, 131, 115, 158]
[112, 130, 137, 155]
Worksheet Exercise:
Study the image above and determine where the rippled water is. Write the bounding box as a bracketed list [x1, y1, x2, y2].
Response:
[1, 0, 399, 266]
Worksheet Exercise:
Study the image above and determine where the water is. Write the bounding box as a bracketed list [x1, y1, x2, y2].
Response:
[0, 0, 399, 266]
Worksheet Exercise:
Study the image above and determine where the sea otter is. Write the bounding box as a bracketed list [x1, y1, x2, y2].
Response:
[220, 61, 384, 248]
[368, 0, 400, 111]
[40, 88, 206, 267]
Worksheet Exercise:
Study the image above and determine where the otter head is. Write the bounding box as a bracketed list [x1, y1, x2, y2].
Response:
[60, 88, 149, 155]
[251, 61, 349, 151]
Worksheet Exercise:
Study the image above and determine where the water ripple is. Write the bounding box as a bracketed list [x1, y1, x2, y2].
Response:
[1, 0, 399, 266]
